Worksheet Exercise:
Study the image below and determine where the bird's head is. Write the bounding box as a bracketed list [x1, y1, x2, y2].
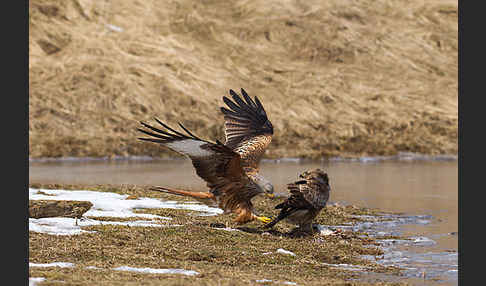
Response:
[300, 169, 330, 189]
[263, 182, 275, 198]
[253, 174, 275, 198]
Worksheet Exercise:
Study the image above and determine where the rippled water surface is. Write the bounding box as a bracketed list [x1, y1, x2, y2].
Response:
[29, 158, 458, 285]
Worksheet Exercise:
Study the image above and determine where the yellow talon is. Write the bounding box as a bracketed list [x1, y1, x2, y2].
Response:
[257, 216, 272, 224]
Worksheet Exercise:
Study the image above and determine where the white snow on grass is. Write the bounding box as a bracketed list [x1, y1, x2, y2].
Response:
[29, 188, 222, 218]
[29, 217, 179, 236]
[29, 262, 74, 268]
[315, 225, 337, 236]
[255, 279, 297, 285]
[152, 199, 223, 216]
[86, 266, 102, 270]
[321, 262, 367, 271]
[105, 23, 124, 33]
[212, 227, 241, 232]
[29, 187, 222, 235]
[411, 236, 436, 246]
[29, 217, 95, 236]
[29, 277, 45, 286]
[113, 266, 199, 276]
[276, 248, 296, 256]
[256, 279, 273, 283]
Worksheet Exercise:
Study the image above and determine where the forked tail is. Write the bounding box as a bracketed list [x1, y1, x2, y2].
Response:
[149, 186, 215, 200]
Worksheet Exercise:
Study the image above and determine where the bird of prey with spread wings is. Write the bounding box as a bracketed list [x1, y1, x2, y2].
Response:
[264, 169, 330, 234]
[137, 88, 275, 225]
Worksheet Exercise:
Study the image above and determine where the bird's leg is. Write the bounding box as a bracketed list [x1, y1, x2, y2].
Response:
[300, 223, 314, 234]
[289, 224, 313, 237]
[252, 214, 272, 224]
[257, 216, 272, 224]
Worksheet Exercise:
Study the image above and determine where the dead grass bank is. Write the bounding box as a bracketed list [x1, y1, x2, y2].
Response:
[29, 0, 457, 159]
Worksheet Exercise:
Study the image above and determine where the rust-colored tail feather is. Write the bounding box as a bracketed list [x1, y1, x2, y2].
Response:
[149, 186, 215, 199]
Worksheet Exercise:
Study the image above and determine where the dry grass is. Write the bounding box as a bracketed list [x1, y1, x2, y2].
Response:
[29, 0, 457, 159]
[29, 183, 409, 285]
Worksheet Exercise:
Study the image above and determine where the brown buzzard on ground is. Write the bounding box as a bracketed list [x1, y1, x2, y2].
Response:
[137, 88, 274, 224]
[264, 169, 330, 233]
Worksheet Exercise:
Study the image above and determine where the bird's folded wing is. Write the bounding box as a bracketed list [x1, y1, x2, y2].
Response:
[220, 88, 273, 170]
[137, 118, 246, 188]
[282, 181, 315, 210]
[290, 179, 328, 209]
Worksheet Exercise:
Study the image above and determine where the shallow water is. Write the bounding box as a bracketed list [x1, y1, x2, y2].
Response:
[29, 158, 458, 285]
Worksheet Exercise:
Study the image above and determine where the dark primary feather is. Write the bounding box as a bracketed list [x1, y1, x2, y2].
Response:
[220, 88, 273, 150]
[137, 118, 204, 144]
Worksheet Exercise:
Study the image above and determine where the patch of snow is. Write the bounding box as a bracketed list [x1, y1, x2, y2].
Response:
[411, 236, 436, 246]
[91, 219, 178, 228]
[322, 263, 366, 271]
[29, 187, 223, 235]
[29, 277, 45, 286]
[29, 217, 94, 236]
[29, 217, 179, 236]
[29, 188, 223, 218]
[113, 266, 199, 276]
[276, 248, 296, 256]
[158, 200, 223, 215]
[315, 225, 335, 236]
[86, 266, 102, 270]
[29, 262, 74, 268]
[255, 279, 297, 285]
[105, 24, 124, 32]
[213, 227, 240, 232]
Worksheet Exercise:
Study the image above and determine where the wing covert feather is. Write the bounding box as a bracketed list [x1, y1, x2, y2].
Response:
[220, 88, 274, 169]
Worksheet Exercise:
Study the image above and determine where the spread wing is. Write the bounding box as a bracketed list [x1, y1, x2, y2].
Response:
[220, 88, 273, 170]
[137, 118, 247, 190]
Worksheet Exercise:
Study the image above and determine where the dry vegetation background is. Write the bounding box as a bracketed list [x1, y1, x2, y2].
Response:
[29, 0, 458, 159]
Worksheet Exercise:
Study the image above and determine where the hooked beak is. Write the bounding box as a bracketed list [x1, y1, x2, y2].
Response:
[263, 183, 275, 198]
